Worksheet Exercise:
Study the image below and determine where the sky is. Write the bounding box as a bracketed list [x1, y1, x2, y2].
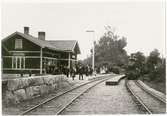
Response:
[1, 0, 166, 60]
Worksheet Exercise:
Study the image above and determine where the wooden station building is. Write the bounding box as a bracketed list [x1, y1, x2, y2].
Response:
[2, 27, 81, 74]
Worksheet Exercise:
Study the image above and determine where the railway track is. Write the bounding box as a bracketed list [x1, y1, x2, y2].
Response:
[21, 74, 113, 115]
[135, 80, 166, 103]
[126, 79, 166, 114]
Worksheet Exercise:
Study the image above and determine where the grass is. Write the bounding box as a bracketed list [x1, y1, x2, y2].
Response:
[140, 76, 166, 94]
[143, 80, 166, 94]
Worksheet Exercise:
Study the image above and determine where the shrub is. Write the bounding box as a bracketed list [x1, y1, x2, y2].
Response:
[112, 67, 120, 74]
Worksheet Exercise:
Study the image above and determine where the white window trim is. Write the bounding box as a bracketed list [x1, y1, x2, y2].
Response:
[23, 57, 25, 69]
[12, 57, 13, 69]
[12, 56, 25, 69]
[15, 39, 23, 49]
[19, 57, 21, 69]
[16, 57, 18, 69]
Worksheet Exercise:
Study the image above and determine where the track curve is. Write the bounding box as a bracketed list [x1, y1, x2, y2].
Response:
[21, 74, 114, 115]
[126, 79, 166, 114]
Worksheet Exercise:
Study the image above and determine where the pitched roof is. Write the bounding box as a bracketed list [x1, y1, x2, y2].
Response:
[47, 40, 80, 53]
[2, 32, 81, 54]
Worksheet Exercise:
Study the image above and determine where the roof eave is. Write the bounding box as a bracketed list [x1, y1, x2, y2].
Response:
[2, 31, 45, 48]
[2, 32, 18, 42]
[2, 32, 81, 54]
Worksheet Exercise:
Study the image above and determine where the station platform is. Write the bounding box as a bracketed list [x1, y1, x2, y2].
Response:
[105, 74, 125, 85]
[67, 73, 116, 87]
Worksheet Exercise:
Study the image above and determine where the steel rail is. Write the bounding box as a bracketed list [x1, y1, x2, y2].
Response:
[21, 75, 112, 115]
[55, 77, 111, 115]
[125, 80, 152, 114]
[135, 80, 166, 104]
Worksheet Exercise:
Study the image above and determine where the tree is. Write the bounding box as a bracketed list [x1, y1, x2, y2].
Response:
[147, 49, 161, 72]
[146, 49, 162, 81]
[82, 26, 128, 74]
[156, 59, 166, 82]
[94, 27, 128, 69]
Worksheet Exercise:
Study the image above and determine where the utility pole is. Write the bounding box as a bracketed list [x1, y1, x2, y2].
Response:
[86, 30, 95, 73]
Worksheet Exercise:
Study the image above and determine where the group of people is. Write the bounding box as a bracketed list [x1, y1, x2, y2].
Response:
[44, 63, 94, 80]
[63, 64, 94, 80]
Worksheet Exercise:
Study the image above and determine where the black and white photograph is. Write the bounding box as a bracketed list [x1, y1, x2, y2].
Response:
[1, 0, 166, 115]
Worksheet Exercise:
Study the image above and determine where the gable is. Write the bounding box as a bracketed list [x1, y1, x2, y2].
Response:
[73, 42, 81, 54]
[2, 32, 81, 54]
[2, 34, 41, 51]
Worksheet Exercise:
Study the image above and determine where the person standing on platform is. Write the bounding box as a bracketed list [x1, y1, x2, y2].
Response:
[85, 65, 88, 76]
[79, 66, 84, 80]
[65, 66, 69, 78]
[71, 67, 76, 80]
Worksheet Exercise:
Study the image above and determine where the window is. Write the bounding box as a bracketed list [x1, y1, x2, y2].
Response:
[15, 39, 23, 49]
[72, 55, 76, 59]
[12, 57, 25, 69]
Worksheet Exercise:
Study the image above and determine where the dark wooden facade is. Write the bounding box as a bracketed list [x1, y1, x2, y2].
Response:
[2, 28, 80, 74]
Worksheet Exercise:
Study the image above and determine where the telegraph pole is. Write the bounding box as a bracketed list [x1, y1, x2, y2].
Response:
[86, 30, 95, 72]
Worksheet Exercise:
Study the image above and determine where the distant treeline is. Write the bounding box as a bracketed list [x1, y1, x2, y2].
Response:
[80, 26, 165, 83]
[81, 26, 128, 71]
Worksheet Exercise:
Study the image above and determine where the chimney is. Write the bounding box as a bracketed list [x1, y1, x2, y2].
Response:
[38, 32, 45, 40]
[24, 27, 29, 35]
